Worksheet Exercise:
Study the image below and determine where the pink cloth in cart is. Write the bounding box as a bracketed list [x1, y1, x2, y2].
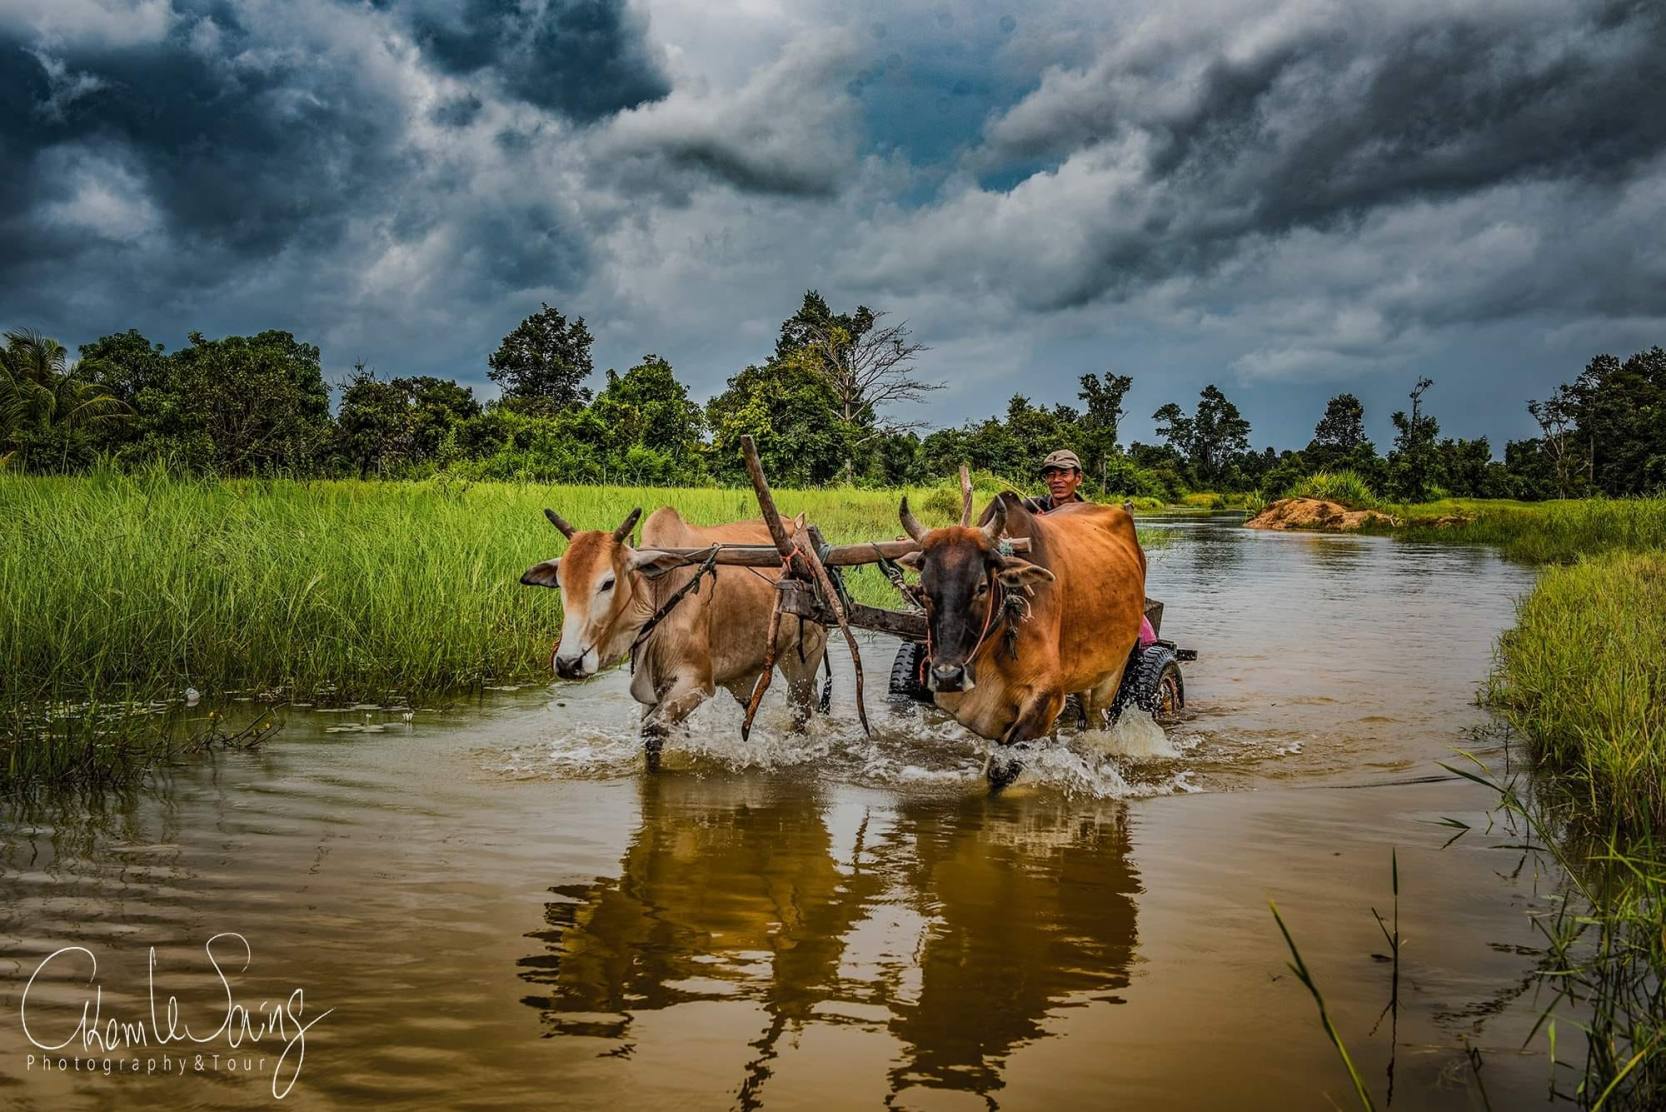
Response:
[1138, 615, 1157, 647]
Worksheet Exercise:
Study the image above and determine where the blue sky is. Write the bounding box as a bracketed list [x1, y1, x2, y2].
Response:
[3, 0, 1663, 452]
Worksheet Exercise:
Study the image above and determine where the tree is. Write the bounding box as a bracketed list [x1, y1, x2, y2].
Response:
[331, 367, 480, 478]
[1152, 384, 1251, 487]
[0, 329, 129, 471]
[487, 303, 595, 412]
[125, 331, 332, 474]
[1387, 377, 1439, 501]
[706, 359, 850, 486]
[1078, 371, 1133, 486]
[1564, 348, 1666, 496]
[590, 354, 706, 482]
[774, 290, 939, 478]
[1525, 386, 1583, 499]
[1310, 393, 1367, 453]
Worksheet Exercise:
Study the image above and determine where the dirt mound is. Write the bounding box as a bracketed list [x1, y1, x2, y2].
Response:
[1245, 497, 1398, 532]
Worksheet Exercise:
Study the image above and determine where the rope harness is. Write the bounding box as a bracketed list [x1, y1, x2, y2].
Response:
[916, 554, 1035, 686]
[627, 547, 721, 674]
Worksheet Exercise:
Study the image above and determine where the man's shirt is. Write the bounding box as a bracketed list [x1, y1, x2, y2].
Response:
[1028, 491, 1086, 514]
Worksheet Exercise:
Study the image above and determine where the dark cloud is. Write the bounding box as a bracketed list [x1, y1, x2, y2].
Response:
[0, 6, 409, 281]
[976, 0, 1666, 309]
[404, 0, 669, 123]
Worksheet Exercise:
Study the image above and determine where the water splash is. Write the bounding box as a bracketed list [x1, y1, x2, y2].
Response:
[484, 687, 1197, 799]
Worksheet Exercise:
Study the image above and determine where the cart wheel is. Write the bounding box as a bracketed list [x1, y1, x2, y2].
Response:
[1114, 643, 1185, 726]
[889, 641, 934, 703]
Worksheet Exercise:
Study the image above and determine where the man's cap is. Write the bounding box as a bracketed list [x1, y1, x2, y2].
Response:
[1040, 449, 1082, 473]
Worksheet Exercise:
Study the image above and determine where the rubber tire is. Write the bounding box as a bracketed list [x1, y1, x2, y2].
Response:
[1113, 644, 1185, 725]
[889, 641, 934, 703]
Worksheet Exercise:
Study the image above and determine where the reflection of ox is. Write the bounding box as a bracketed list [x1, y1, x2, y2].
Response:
[520, 506, 827, 761]
[897, 492, 1146, 774]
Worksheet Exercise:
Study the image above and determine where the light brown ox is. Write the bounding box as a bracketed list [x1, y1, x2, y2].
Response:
[520, 506, 828, 761]
[896, 492, 1147, 758]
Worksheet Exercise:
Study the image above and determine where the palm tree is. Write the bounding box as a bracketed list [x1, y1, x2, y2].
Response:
[0, 329, 130, 470]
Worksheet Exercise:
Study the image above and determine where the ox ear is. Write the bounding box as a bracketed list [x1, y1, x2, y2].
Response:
[627, 548, 689, 580]
[995, 556, 1054, 590]
[895, 550, 924, 571]
[521, 559, 561, 589]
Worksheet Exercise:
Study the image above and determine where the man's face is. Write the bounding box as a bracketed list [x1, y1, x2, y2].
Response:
[1043, 466, 1083, 501]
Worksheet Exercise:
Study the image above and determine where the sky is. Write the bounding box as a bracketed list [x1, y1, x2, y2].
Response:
[2, 0, 1663, 452]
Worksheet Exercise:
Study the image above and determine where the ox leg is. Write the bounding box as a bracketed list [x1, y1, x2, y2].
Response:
[775, 629, 827, 733]
[1082, 672, 1123, 731]
[641, 676, 715, 771]
[988, 690, 1065, 791]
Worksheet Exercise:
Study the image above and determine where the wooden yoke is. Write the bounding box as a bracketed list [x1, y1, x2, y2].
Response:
[738, 435, 871, 739]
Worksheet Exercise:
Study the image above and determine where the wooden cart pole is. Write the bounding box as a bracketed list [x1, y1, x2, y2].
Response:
[959, 463, 974, 526]
[738, 435, 870, 737]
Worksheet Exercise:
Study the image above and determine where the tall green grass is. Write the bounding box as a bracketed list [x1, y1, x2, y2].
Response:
[0, 470, 914, 706]
[1391, 497, 1666, 564]
[1486, 551, 1666, 833]
[1283, 469, 1380, 509]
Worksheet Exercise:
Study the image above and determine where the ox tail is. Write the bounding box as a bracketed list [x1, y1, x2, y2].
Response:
[819, 651, 833, 715]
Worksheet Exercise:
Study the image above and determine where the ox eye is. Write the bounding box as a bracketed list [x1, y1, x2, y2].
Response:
[599, 577, 616, 592]
[974, 581, 989, 596]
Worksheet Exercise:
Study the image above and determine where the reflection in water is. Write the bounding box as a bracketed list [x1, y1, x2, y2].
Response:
[518, 780, 1138, 1105]
[880, 796, 1138, 1101]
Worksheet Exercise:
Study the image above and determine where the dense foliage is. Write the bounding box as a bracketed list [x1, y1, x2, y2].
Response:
[5, 302, 1663, 501]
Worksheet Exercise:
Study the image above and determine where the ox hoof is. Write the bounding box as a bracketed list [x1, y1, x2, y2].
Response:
[985, 750, 1023, 792]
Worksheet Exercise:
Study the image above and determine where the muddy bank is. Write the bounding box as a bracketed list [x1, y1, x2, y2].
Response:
[1245, 496, 1397, 531]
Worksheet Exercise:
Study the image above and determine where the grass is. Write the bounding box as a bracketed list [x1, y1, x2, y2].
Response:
[1441, 757, 1666, 1109]
[1388, 496, 1666, 564]
[0, 469, 1167, 786]
[1284, 469, 1381, 509]
[1176, 491, 1257, 510]
[1485, 551, 1666, 833]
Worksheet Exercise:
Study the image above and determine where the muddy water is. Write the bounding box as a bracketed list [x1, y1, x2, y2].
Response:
[0, 516, 1565, 1109]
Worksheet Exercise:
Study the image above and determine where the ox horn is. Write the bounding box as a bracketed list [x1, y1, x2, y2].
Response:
[544, 508, 576, 538]
[613, 507, 642, 543]
[899, 496, 926, 542]
[981, 498, 1006, 543]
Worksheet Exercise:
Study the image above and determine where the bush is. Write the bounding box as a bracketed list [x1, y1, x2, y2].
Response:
[1283, 469, 1379, 508]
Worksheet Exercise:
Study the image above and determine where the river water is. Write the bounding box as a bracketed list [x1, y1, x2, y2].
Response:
[1, 515, 1572, 1109]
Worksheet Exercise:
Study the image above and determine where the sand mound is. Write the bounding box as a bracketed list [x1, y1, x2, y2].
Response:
[1245, 497, 1398, 531]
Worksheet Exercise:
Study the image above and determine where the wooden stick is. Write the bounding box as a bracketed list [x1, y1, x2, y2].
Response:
[631, 536, 1027, 575]
[741, 592, 785, 740]
[958, 463, 974, 526]
[739, 435, 807, 576]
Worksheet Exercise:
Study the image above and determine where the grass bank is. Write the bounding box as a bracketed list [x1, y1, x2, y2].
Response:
[0, 470, 1167, 785]
[1386, 496, 1666, 564]
[1486, 550, 1666, 833]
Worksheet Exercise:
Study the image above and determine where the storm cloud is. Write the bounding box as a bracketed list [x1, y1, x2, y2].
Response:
[1, 0, 1662, 449]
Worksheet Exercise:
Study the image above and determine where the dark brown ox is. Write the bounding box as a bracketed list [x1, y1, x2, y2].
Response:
[896, 491, 1147, 756]
[520, 507, 828, 761]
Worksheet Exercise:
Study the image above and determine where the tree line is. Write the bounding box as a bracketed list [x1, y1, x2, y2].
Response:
[3, 292, 1662, 502]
